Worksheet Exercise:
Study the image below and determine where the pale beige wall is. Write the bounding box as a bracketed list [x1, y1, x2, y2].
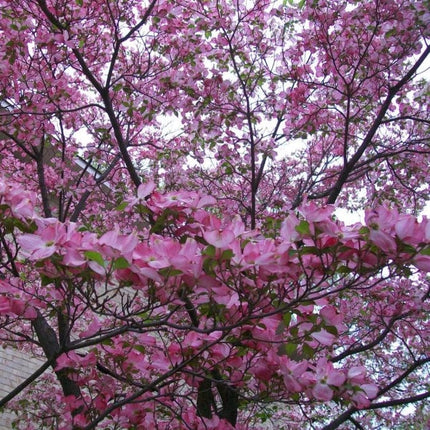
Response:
[0, 348, 44, 429]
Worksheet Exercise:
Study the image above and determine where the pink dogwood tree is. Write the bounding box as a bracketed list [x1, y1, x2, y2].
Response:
[0, 0, 429, 428]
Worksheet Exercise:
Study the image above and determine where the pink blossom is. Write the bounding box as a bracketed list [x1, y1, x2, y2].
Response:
[0, 296, 37, 319]
[195, 195, 217, 208]
[98, 228, 138, 259]
[252, 360, 275, 381]
[281, 359, 309, 392]
[361, 383, 378, 399]
[311, 329, 336, 346]
[0, 296, 10, 314]
[369, 229, 397, 254]
[18, 233, 57, 260]
[313, 382, 333, 401]
[299, 201, 335, 223]
[0, 2, 429, 428]
[203, 229, 235, 248]
[347, 366, 367, 382]
[79, 318, 102, 338]
[395, 215, 418, 242]
[320, 305, 344, 327]
[280, 213, 301, 242]
[137, 181, 156, 200]
[55, 352, 80, 371]
[413, 255, 430, 272]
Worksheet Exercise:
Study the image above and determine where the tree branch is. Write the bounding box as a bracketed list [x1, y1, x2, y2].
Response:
[327, 45, 430, 204]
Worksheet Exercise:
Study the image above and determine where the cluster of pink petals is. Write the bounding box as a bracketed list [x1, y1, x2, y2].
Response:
[1, 179, 430, 419]
[279, 358, 378, 407]
[8, 184, 427, 290]
[0, 294, 37, 319]
[0, 179, 37, 220]
[365, 206, 430, 270]
[2, 179, 429, 321]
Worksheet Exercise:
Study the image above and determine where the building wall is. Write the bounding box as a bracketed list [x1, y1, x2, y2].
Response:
[0, 348, 43, 429]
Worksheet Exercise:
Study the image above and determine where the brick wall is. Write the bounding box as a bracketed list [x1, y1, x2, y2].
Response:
[0, 348, 44, 429]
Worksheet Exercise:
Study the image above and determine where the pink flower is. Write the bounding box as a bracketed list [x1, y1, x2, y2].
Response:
[281, 359, 309, 392]
[137, 181, 156, 200]
[395, 215, 418, 242]
[98, 228, 138, 259]
[203, 229, 235, 248]
[195, 195, 217, 208]
[369, 229, 397, 254]
[55, 351, 96, 371]
[0, 296, 37, 319]
[18, 233, 57, 260]
[62, 249, 86, 267]
[252, 361, 275, 381]
[310, 359, 347, 401]
[365, 206, 399, 232]
[79, 318, 102, 338]
[320, 305, 344, 327]
[313, 382, 333, 401]
[0, 181, 36, 219]
[299, 201, 335, 223]
[361, 383, 378, 399]
[242, 240, 276, 266]
[347, 366, 367, 382]
[413, 255, 430, 272]
[280, 213, 301, 242]
[55, 352, 79, 371]
[18, 220, 84, 261]
[351, 384, 378, 409]
[311, 329, 336, 346]
[0, 296, 10, 314]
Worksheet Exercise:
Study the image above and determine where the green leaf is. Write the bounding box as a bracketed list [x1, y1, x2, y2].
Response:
[359, 226, 370, 235]
[116, 201, 128, 211]
[2, 218, 16, 234]
[221, 249, 234, 261]
[398, 243, 415, 254]
[283, 312, 292, 328]
[84, 250, 105, 267]
[158, 267, 183, 277]
[384, 28, 397, 38]
[290, 325, 299, 337]
[41, 274, 55, 286]
[112, 257, 130, 270]
[8, 50, 16, 65]
[150, 213, 168, 234]
[295, 220, 310, 235]
[0, 203, 10, 213]
[302, 343, 315, 359]
[203, 245, 216, 257]
[203, 258, 217, 275]
[299, 245, 319, 255]
[224, 165, 233, 175]
[325, 325, 338, 335]
[420, 247, 430, 256]
[291, 392, 300, 402]
[134, 345, 145, 353]
[337, 265, 352, 274]
[279, 342, 298, 359]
